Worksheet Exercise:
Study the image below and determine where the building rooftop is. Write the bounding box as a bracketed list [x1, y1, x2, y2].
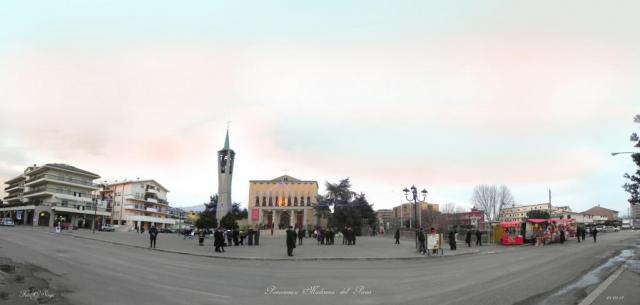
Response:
[249, 175, 318, 184]
[103, 179, 170, 192]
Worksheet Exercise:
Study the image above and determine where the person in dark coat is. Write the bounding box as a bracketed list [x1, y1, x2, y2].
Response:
[148, 225, 158, 248]
[592, 227, 598, 243]
[576, 227, 581, 243]
[394, 229, 400, 245]
[247, 228, 254, 246]
[233, 228, 239, 246]
[475, 230, 482, 246]
[214, 227, 224, 253]
[582, 227, 587, 242]
[297, 228, 304, 245]
[417, 229, 426, 254]
[286, 226, 297, 256]
[465, 230, 472, 247]
[560, 228, 566, 244]
[352, 229, 356, 245]
[254, 227, 260, 246]
[449, 230, 457, 250]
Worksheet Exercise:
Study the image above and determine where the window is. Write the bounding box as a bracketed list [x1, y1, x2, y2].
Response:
[255, 196, 259, 205]
[269, 197, 273, 206]
[306, 197, 311, 206]
[262, 196, 266, 206]
[294, 197, 298, 205]
[288, 196, 292, 206]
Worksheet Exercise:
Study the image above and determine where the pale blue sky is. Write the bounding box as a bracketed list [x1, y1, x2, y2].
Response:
[0, 1, 639, 215]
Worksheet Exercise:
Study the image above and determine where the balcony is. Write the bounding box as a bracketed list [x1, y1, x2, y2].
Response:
[145, 187, 159, 195]
[4, 194, 22, 201]
[145, 197, 158, 204]
[4, 185, 24, 192]
[24, 186, 92, 198]
[124, 205, 168, 215]
[25, 173, 98, 189]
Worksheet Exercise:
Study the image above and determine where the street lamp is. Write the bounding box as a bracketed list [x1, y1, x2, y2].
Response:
[92, 194, 98, 234]
[403, 186, 428, 249]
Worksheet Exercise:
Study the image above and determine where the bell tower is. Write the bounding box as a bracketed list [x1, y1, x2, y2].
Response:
[216, 128, 234, 220]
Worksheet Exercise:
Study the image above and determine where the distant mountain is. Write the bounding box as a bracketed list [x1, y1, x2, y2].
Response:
[178, 204, 205, 212]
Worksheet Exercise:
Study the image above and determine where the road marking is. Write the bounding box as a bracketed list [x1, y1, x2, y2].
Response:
[577, 264, 626, 305]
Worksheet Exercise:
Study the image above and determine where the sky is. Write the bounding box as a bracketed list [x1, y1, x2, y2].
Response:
[0, 1, 639, 215]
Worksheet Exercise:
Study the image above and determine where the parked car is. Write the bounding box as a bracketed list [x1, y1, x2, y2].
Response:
[100, 224, 115, 232]
[0, 218, 15, 226]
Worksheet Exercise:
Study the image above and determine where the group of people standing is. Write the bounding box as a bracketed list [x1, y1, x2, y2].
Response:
[576, 226, 597, 243]
[211, 226, 261, 252]
[393, 228, 481, 253]
[465, 229, 483, 247]
[285, 225, 359, 256]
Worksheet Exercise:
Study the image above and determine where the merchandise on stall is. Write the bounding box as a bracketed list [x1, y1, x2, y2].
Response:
[499, 221, 524, 245]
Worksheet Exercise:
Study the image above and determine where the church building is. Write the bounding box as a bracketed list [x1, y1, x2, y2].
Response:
[247, 175, 318, 230]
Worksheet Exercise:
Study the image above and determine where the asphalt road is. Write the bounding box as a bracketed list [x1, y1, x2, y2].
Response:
[0, 227, 638, 305]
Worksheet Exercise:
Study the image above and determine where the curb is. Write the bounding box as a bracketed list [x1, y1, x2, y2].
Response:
[63, 233, 484, 261]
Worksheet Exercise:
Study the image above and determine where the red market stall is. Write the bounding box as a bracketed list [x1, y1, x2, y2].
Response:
[526, 218, 576, 245]
[548, 218, 577, 238]
[499, 221, 524, 245]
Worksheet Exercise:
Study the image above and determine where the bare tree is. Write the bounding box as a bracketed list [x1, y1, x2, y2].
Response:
[471, 184, 515, 222]
[441, 202, 457, 214]
[455, 206, 468, 213]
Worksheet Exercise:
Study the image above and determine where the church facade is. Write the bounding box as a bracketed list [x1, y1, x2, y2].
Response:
[247, 175, 318, 230]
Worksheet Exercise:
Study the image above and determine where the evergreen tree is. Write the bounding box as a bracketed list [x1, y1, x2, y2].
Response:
[320, 178, 377, 235]
[526, 210, 550, 219]
[195, 194, 218, 229]
[220, 213, 238, 229]
[623, 114, 640, 206]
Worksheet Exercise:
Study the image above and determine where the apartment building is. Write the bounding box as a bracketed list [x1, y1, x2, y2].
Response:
[101, 179, 174, 230]
[1, 163, 110, 228]
[500, 203, 561, 221]
[392, 202, 440, 227]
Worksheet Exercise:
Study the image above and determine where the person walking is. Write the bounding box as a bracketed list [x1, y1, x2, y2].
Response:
[418, 229, 426, 254]
[394, 229, 400, 245]
[592, 227, 598, 243]
[581, 227, 587, 242]
[475, 230, 482, 246]
[286, 226, 297, 257]
[560, 228, 566, 244]
[576, 226, 581, 243]
[148, 225, 158, 249]
[465, 230, 472, 247]
[297, 227, 304, 246]
[448, 230, 457, 250]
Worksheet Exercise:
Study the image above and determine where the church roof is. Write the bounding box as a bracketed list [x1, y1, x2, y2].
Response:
[249, 175, 318, 184]
[223, 128, 230, 150]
